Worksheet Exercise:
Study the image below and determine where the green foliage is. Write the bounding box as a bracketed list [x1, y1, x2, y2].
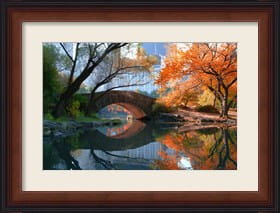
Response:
[72, 94, 88, 112]
[44, 112, 55, 120]
[64, 94, 89, 118]
[67, 100, 81, 118]
[54, 117, 70, 122]
[152, 103, 173, 114]
[43, 44, 63, 113]
[75, 114, 102, 122]
[88, 113, 99, 119]
[43, 112, 104, 123]
[196, 105, 220, 114]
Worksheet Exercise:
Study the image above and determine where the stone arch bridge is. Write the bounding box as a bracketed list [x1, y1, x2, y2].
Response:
[83, 91, 155, 119]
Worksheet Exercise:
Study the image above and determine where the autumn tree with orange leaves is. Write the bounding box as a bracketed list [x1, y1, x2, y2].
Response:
[156, 43, 237, 118]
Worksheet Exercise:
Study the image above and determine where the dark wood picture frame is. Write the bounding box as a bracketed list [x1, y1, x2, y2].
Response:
[0, 0, 279, 212]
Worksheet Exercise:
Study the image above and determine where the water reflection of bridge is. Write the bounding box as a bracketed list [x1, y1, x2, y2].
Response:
[51, 120, 175, 170]
[98, 120, 146, 139]
[70, 142, 169, 170]
[46, 121, 237, 170]
[80, 121, 156, 151]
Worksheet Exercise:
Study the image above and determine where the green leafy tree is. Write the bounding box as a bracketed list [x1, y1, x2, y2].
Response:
[43, 44, 62, 113]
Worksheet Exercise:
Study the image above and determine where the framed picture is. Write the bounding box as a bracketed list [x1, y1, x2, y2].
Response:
[1, 0, 279, 212]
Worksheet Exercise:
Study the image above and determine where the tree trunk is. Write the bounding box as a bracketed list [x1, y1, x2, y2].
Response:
[213, 95, 217, 108]
[220, 87, 230, 118]
[221, 100, 226, 118]
[52, 87, 77, 117]
[53, 98, 67, 118]
[85, 88, 98, 116]
[52, 72, 87, 117]
[220, 97, 230, 118]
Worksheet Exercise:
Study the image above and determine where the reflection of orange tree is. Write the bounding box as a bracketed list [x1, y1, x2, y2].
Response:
[153, 151, 180, 170]
[153, 128, 237, 170]
[152, 133, 185, 170]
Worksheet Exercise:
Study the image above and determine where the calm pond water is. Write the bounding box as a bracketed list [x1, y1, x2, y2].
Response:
[43, 120, 237, 170]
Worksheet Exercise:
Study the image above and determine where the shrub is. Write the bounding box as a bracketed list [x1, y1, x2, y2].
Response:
[89, 113, 99, 119]
[43, 44, 63, 113]
[44, 112, 55, 120]
[196, 105, 219, 114]
[152, 103, 173, 114]
[67, 100, 81, 118]
[73, 94, 88, 112]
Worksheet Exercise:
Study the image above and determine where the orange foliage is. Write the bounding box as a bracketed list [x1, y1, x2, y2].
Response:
[157, 133, 185, 152]
[156, 43, 237, 116]
[156, 79, 201, 108]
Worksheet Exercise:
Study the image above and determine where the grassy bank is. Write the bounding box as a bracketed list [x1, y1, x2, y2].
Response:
[44, 113, 122, 124]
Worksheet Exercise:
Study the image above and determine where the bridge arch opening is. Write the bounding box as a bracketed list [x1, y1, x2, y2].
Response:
[85, 91, 155, 119]
[97, 104, 147, 139]
[97, 103, 147, 120]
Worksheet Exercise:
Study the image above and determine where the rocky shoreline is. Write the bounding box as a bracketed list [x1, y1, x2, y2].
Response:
[44, 111, 237, 139]
[155, 110, 236, 124]
[152, 110, 237, 132]
[43, 120, 121, 138]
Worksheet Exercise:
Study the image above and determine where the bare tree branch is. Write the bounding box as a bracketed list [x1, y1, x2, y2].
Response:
[226, 77, 237, 88]
[59, 43, 74, 63]
[67, 43, 80, 85]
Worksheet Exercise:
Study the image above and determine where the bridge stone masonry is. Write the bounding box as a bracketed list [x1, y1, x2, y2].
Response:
[83, 91, 155, 119]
